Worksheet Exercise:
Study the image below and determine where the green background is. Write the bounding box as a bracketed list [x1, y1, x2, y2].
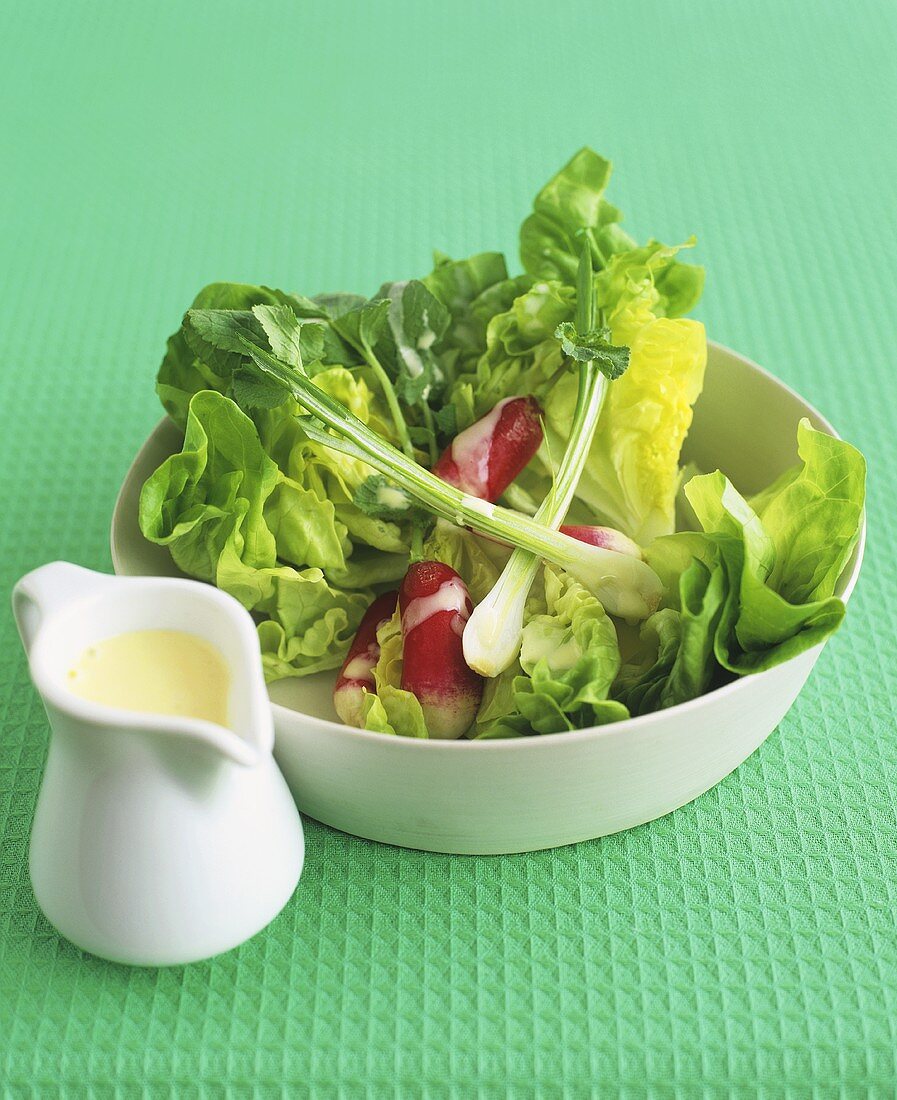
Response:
[2, 1, 895, 1094]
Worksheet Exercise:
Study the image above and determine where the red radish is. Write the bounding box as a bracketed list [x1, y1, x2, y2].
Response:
[433, 396, 543, 502]
[560, 524, 643, 559]
[333, 591, 398, 727]
[399, 561, 483, 739]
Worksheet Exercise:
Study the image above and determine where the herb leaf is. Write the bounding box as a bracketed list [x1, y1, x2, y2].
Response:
[183, 309, 267, 374]
[554, 321, 630, 379]
[248, 301, 323, 369]
[422, 252, 508, 362]
[377, 279, 450, 404]
[230, 368, 291, 410]
[332, 298, 392, 353]
[252, 304, 307, 368]
[432, 403, 457, 438]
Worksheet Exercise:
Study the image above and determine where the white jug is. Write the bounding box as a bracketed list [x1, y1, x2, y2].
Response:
[12, 562, 304, 966]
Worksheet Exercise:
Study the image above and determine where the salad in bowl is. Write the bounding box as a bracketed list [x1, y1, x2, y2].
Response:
[139, 148, 866, 743]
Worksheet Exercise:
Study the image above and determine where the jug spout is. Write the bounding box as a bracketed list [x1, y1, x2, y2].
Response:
[14, 562, 273, 770]
[13, 562, 117, 654]
[157, 714, 261, 769]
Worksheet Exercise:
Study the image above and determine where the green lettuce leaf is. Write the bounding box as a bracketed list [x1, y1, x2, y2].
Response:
[539, 313, 707, 542]
[668, 559, 728, 699]
[139, 389, 280, 580]
[596, 239, 705, 321]
[451, 150, 707, 539]
[299, 368, 411, 559]
[235, 364, 410, 566]
[422, 251, 510, 366]
[248, 565, 370, 682]
[312, 292, 367, 318]
[613, 560, 726, 714]
[359, 609, 429, 738]
[520, 148, 634, 282]
[613, 608, 683, 715]
[471, 662, 532, 739]
[139, 390, 372, 679]
[624, 421, 864, 696]
[750, 419, 866, 604]
[448, 279, 575, 429]
[475, 567, 628, 737]
[682, 446, 855, 673]
[519, 148, 705, 309]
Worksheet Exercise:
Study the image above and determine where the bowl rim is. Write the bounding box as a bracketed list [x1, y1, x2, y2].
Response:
[114, 340, 866, 753]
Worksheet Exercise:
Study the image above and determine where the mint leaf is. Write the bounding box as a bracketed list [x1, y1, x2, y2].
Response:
[252, 301, 360, 370]
[230, 368, 291, 410]
[185, 308, 265, 351]
[377, 279, 450, 404]
[332, 298, 392, 352]
[252, 304, 307, 368]
[433, 403, 457, 438]
[422, 252, 508, 359]
[183, 309, 267, 376]
[554, 321, 630, 380]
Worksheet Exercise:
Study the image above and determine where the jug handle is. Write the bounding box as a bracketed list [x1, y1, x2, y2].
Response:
[13, 562, 115, 654]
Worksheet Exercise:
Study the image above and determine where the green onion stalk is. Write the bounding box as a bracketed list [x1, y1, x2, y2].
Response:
[463, 241, 631, 676]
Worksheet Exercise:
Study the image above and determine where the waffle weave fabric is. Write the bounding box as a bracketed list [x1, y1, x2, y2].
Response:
[1, 1, 895, 1094]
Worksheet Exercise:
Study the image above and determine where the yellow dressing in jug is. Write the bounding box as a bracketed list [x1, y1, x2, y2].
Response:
[67, 630, 230, 726]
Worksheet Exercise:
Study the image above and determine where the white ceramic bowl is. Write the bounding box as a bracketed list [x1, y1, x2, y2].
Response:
[111, 343, 865, 854]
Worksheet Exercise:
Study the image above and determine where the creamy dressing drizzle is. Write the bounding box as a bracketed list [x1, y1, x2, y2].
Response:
[341, 647, 378, 685]
[447, 397, 514, 498]
[460, 495, 496, 519]
[376, 484, 411, 511]
[386, 283, 425, 378]
[385, 284, 442, 403]
[402, 577, 470, 637]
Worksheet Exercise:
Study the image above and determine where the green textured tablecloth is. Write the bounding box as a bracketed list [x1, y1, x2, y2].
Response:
[2, 1, 895, 1094]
